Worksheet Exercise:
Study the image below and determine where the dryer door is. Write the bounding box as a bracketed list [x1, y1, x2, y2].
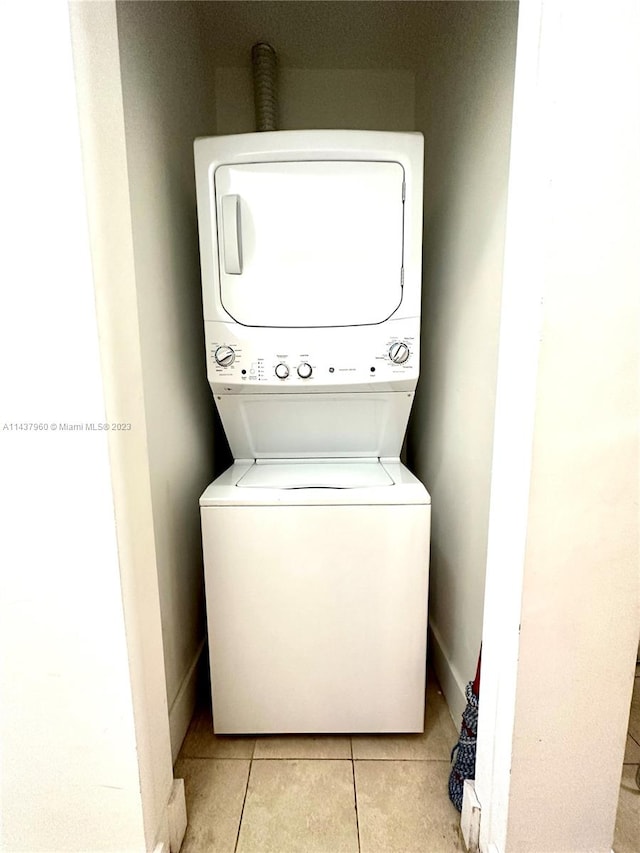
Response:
[214, 160, 405, 327]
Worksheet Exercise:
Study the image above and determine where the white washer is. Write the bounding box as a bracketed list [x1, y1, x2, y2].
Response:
[194, 130, 430, 734]
[201, 460, 430, 734]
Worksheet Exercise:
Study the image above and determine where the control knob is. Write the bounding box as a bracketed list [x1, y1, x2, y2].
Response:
[389, 342, 410, 364]
[275, 363, 290, 379]
[214, 345, 235, 367]
[297, 362, 313, 379]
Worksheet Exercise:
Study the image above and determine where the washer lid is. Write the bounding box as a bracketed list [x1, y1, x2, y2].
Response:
[236, 459, 394, 489]
[214, 160, 405, 327]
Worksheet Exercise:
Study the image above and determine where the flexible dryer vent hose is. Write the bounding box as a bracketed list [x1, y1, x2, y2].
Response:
[251, 42, 278, 132]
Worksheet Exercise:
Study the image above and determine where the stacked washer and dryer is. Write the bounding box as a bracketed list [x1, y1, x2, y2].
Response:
[194, 130, 430, 734]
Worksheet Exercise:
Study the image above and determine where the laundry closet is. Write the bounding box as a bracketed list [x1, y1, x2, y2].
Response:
[103, 0, 519, 754]
[72, 0, 521, 832]
[5, 3, 634, 851]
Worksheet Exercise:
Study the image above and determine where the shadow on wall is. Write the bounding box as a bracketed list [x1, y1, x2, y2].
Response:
[404, 1, 519, 711]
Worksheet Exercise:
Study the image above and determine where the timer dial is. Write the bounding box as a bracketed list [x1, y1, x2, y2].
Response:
[297, 362, 313, 379]
[388, 342, 410, 364]
[214, 345, 235, 367]
[275, 363, 290, 379]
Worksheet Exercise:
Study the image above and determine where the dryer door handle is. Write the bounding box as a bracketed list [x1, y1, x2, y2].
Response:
[221, 194, 243, 275]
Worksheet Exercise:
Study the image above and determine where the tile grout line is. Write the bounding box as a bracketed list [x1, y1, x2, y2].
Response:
[233, 755, 253, 853]
[183, 753, 454, 762]
[180, 754, 254, 760]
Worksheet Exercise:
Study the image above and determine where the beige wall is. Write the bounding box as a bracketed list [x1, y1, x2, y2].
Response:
[407, 2, 519, 718]
[69, 1, 177, 846]
[502, 2, 640, 848]
[115, 1, 223, 759]
[215, 67, 415, 135]
[1, 2, 159, 849]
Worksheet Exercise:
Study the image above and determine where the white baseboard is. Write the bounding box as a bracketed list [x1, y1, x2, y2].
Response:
[461, 779, 481, 851]
[429, 621, 468, 724]
[168, 638, 206, 763]
[167, 778, 187, 853]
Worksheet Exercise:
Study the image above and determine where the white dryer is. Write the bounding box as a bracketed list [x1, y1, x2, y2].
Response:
[194, 130, 430, 734]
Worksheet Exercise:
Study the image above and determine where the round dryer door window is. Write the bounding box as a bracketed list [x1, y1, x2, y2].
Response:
[214, 160, 405, 328]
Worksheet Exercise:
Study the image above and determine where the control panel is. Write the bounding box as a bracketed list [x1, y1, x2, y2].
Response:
[205, 319, 420, 393]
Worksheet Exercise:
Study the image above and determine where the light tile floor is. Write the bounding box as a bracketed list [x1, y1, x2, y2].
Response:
[176, 667, 640, 853]
[176, 673, 464, 853]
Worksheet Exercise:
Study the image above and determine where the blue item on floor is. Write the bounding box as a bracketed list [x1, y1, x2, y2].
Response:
[448, 681, 479, 811]
[448, 650, 481, 812]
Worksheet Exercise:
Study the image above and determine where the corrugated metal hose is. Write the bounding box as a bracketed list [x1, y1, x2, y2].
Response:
[251, 42, 278, 132]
